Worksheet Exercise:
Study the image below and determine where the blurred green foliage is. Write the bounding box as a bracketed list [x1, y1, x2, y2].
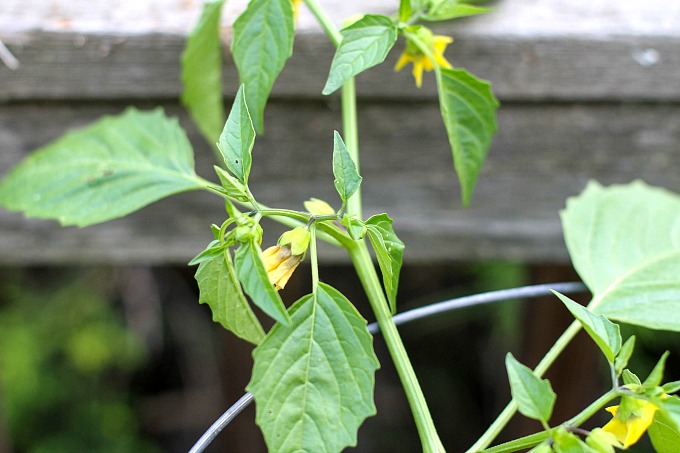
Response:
[0, 272, 158, 453]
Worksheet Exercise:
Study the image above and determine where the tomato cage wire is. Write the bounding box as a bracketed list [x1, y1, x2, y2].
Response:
[188, 281, 589, 453]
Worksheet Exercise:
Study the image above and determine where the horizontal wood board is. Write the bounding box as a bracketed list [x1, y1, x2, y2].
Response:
[0, 0, 678, 264]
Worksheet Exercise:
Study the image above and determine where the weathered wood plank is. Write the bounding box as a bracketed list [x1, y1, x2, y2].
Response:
[1, 31, 678, 102]
[1, 101, 678, 264]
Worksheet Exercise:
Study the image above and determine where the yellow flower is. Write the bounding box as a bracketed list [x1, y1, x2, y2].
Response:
[261, 226, 311, 290]
[261, 244, 302, 290]
[394, 35, 453, 88]
[602, 401, 659, 448]
[291, 0, 302, 20]
[304, 197, 335, 216]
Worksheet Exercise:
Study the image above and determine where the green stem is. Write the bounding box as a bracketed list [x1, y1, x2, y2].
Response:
[467, 321, 583, 452]
[483, 388, 619, 453]
[303, 0, 361, 218]
[349, 241, 445, 452]
[309, 226, 319, 293]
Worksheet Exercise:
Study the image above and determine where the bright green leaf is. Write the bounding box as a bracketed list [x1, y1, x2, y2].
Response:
[527, 443, 553, 453]
[505, 353, 556, 423]
[615, 336, 636, 377]
[218, 85, 255, 183]
[423, 2, 493, 21]
[340, 214, 366, 240]
[552, 290, 621, 363]
[248, 283, 379, 453]
[561, 181, 680, 331]
[188, 239, 227, 266]
[399, 0, 413, 22]
[662, 381, 680, 394]
[332, 131, 362, 205]
[586, 428, 618, 453]
[365, 213, 404, 314]
[437, 67, 499, 205]
[181, 0, 226, 145]
[649, 407, 680, 453]
[196, 249, 265, 345]
[644, 351, 670, 388]
[232, 0, 294, 133]
[234, 241, 291, 325]
[657, 396, 680, 437]
[322, 15, 398, 95]
[622, 369, 641, 386]
[213, 166, 251, 202]
[553, 427, 598, 453]
[0, 108, 205, 227]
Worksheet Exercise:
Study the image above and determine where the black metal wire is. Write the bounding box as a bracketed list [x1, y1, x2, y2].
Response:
[188, 281, 589, 452]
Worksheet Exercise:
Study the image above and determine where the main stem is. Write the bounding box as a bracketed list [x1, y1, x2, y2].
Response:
[350, 242, 445, 452]
[304, 1, 441, 449]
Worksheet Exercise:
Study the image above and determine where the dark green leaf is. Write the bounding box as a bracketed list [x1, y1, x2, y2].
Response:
[562, 181, 680, 331]
[0, 108, 205, 227]
[218, 85, 255, 183]
[248, 283, 379, 452]
[552, 290, 621, 363]
[232, 0, 294, 133]
[322, 15, 398, 95]
[181, 0, 226, 144]
[505, 353, 556, 423]
[365, 214, 404, 314]
[437, 67, 499, 205]
[234, 241, 291, 325]
[196, 250, 265, 345]
[332, 131, 362, 204]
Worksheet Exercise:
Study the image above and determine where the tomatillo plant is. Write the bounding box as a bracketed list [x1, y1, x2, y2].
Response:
[1, 1, 680, 452]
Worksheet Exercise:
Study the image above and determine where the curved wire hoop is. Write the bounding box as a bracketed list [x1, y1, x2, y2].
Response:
[188, 281, 588, 453]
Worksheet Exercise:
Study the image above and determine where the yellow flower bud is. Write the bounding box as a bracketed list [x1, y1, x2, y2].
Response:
[304, 198, 336, 216]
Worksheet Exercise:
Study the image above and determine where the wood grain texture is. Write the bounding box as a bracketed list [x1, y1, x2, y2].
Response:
[1, 101, 678, 264]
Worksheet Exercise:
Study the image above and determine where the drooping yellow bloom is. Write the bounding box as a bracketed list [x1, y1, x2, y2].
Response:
[261, 244, 302, 290]
[602, 401, 659, 448]
[260, 226, 311, 290]
[394, 35, 453, 88]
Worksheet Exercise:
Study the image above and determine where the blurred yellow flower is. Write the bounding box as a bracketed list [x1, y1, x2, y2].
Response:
[292, 0, 302, 20]
[304, 197, 335, 216]
[602, 401, 659, 448]
[261, 244, 302, 291]
[394, 35, 453, 88]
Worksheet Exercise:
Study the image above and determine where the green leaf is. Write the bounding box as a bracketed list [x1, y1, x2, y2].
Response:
[399, 0, 413, 22]
[188, 239, 227, 266]
[437, 67, 499, 205]
[423, 2, 493, 21]
[181, 0, 226, 145]
[332, 131, 362, 204]
[663, 381, 680, 394]
[505, 353, 556, 423]
[217, 85, 256, 183]
[232, 0, 294, 133]
[365, 213, 404, 314]
[657, 396, 680, 437]
[561, 181, 680, 331]
[322, 15, 398, 95]
[615, 336, 636, 377]
[234, 241, 291, 325]
[644, 351, 670, 388]
[340, 214, 366, 240]
[0, 108, 205, 227]
[552, 290, 621, 363]
[195, 250, 265, 345]
[622, 369, 641, 386]
[552, 427, 597, 453]
[248, 283, 379, 452]
[650, 407, 680, 453]
[213, 166, 251, 202]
